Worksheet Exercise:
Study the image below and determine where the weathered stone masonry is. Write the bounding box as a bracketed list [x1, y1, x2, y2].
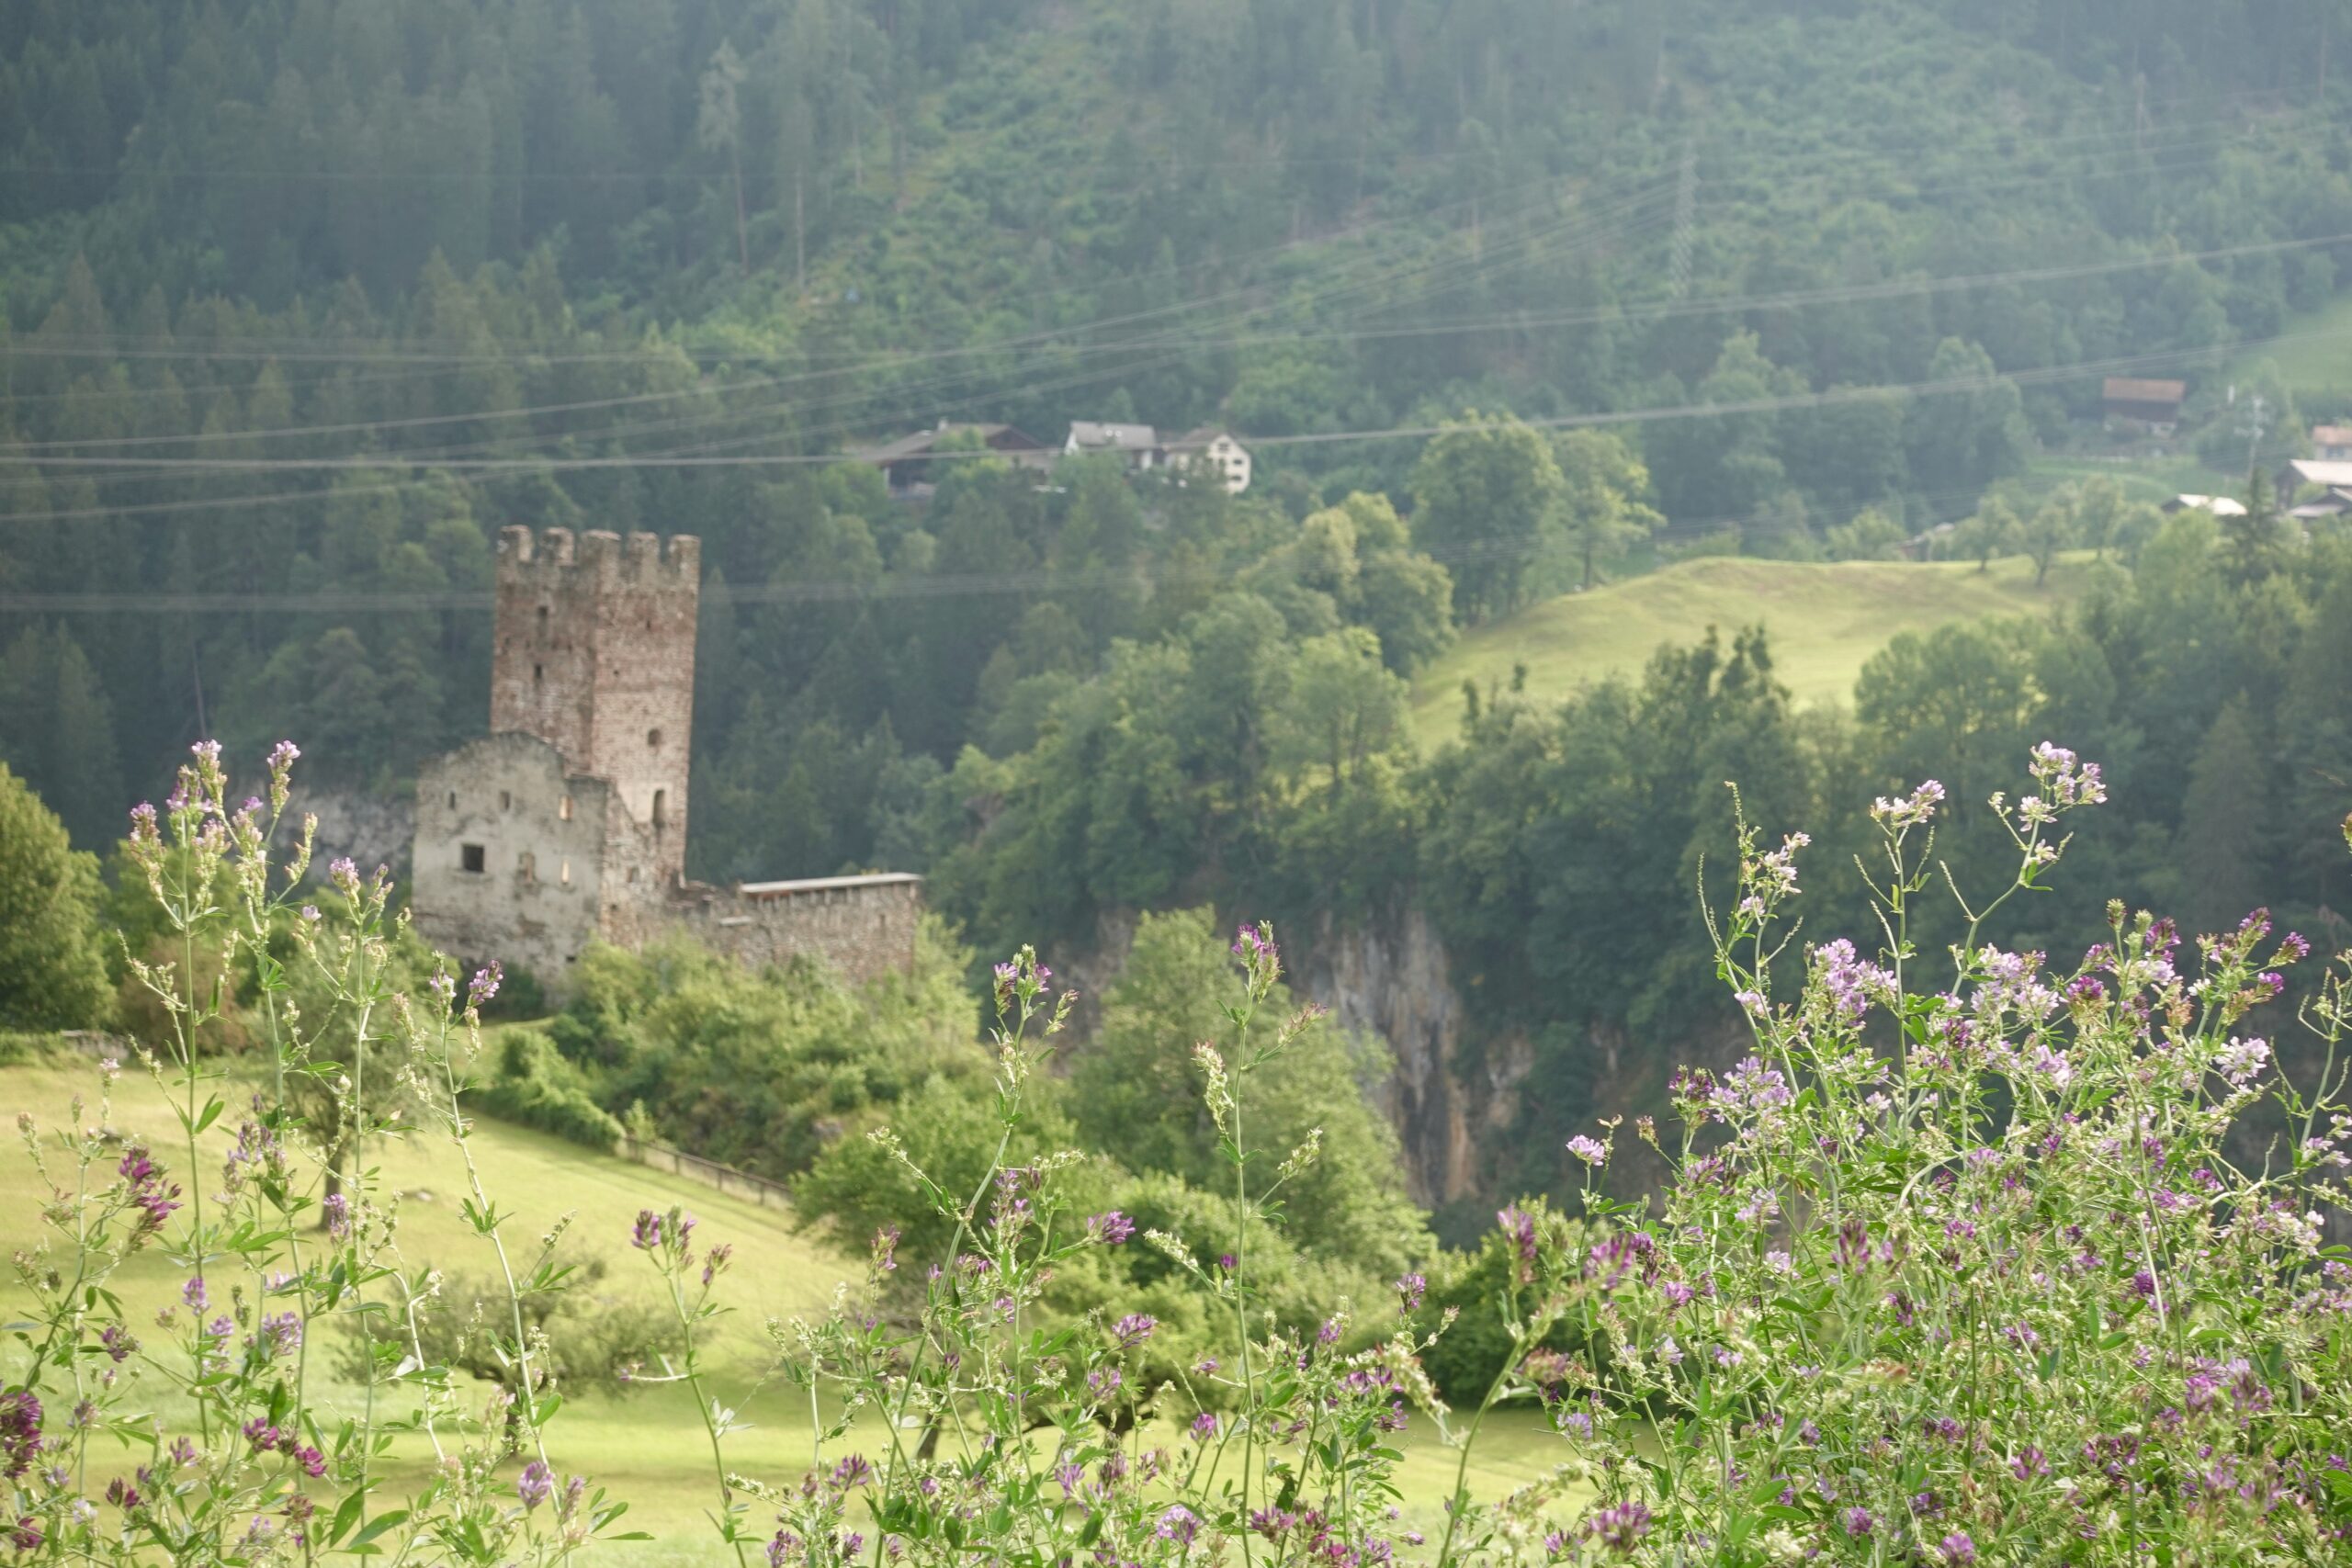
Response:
[412, 525, 921, 991]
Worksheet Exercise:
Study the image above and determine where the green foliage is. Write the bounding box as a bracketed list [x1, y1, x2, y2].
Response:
[555, 920, 983, 1180]
[1408, 415, 1566, 622]
[1410, 1195, 1587, 1406]
[473, 1028, 625, 1151]
[1551, 430, 1662, 590]
[337, 1253, 677, 1397]
[0, 626, 123, 852]
[0, 763, 110, 1030]
[1820, 507, 1906, 562]
[1069, 908, 1430, 1277]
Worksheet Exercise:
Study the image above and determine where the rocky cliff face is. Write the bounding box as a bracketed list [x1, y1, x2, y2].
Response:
[1294, 906, 1532, 1209]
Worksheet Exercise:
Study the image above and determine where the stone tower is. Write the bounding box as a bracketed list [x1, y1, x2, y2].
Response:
[491, 526, 699, 886]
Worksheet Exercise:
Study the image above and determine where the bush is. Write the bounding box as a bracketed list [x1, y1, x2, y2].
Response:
[340, 1254, 675, 1396]
[475, 1027, 624, 1150]
[0, 762, 111, 1030]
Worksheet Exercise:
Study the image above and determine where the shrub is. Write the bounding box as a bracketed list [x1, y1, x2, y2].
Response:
[339, 1254, 676, 1397]
[0, 761, 111, 1030]
[475, 1026, 624, 1150]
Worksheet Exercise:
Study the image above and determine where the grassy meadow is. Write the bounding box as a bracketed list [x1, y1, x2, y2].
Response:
[1409, 551, 2101, 748]
[0, 1055, 1583, 1565]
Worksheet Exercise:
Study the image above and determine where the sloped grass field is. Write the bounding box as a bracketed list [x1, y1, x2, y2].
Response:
[0, 1055, 1578, 1564]
[1411, 553, 2099, 747]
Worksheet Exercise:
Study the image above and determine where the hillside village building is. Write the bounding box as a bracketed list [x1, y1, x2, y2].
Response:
[853, 418, 1252, 498]
[412, 526, 922, 992]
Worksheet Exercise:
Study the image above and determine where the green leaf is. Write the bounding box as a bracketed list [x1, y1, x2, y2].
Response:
[348, 1509, 409, 1551]
[323, 1491, 367, 1548]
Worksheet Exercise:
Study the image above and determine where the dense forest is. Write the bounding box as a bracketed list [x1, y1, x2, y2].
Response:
[6, 0, 2352, 1219]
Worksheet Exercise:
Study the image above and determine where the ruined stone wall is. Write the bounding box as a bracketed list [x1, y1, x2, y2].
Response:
[670, 876, 924, 988]
[413, 734, 613, 986]
[490, 526, 697, 886]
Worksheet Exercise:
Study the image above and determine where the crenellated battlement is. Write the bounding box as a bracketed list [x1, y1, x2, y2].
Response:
[496, 526, 697, 586]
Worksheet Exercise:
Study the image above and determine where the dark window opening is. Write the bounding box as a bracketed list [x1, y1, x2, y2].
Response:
[651, 788, 667, 829]
[648, 728, 662, 749]
[460, 843, 486, 874]
[447, 791, 457, 809]
[536, 604, 549, 642]
[532, 662, 544, 686]
[499, 790, 511, 811]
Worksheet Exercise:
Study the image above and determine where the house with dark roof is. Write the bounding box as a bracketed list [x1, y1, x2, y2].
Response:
[859, 421, 1051, 497]
[2102, 377, 2188, 436]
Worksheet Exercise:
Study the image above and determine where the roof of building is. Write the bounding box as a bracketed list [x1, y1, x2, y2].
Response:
[1067, 421, 1159, 451]
[2315, 425, 2352, 447]
[859, 422, 1046, 464]
[1163, 426, 1240, 452]
[735, 872, 925, 898]
[2163, 494, 2248, 516]
[2102, 377, 2188, 406]
[2286, 458, 2352, 487]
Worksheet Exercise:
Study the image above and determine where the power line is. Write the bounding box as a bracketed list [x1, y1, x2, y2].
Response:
[0, 481, 2132, 617]
[4, 227, 2325, 471]
[0, 325, 2324, 479]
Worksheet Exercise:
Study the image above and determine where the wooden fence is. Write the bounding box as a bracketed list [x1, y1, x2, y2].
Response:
[617, 1135, 795, 1213]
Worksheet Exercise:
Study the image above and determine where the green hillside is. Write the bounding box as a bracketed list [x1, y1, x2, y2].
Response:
[0, 1054, 1575, 1564]
[1412, 554, 2101, 747]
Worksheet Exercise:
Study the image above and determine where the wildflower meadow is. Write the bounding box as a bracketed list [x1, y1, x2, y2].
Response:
[4, 739, 2349, 1565]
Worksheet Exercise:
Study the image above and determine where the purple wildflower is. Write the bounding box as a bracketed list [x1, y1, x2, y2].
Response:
[1396, 1271, 1427, 1313]
[1155, 1506, 1199, 1546]
[1871, 778, 1946, 829]
[1588, 1501, 1651, 1552]
[0, 1393, 40, 1480]
[517, 1460, 553, 1509]
[1084, 1211, 1135, 1246]
[1112, 1314, 1156, 1348]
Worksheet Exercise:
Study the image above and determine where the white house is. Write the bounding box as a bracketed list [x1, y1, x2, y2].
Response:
[1161, 427, 1252, 494]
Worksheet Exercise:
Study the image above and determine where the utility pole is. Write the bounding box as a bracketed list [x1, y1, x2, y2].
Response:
[2241, 391, 2270, 472]
[1668, 142, 1699, 299]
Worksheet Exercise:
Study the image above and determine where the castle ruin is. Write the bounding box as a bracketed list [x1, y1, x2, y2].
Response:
[411, 526, 922, 991]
